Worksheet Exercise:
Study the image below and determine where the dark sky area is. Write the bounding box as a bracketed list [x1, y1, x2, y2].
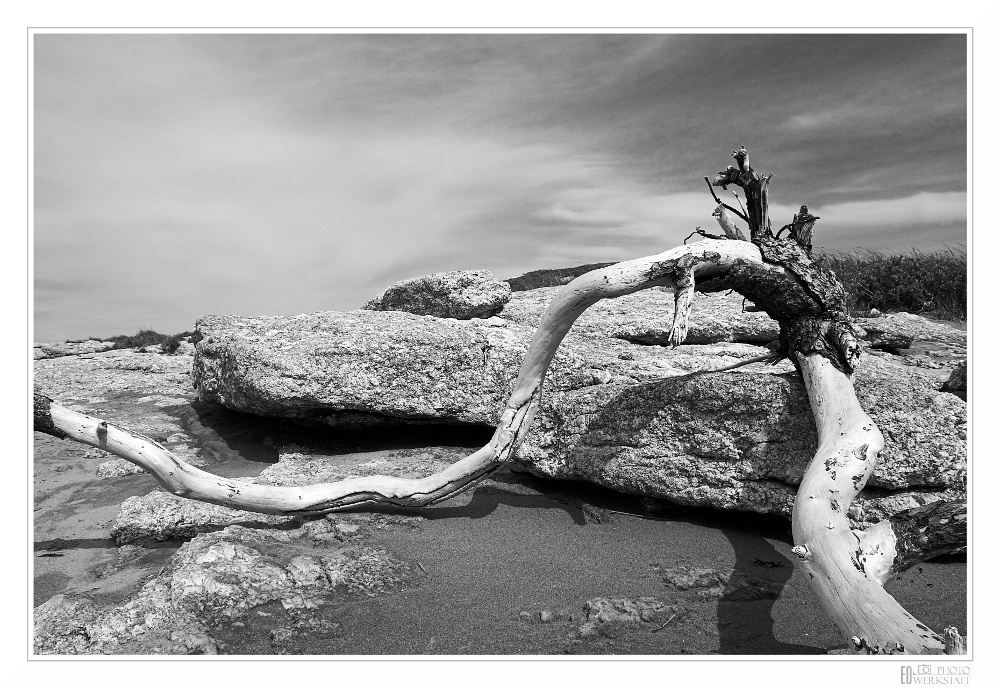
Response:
[33, 33, 967, 341]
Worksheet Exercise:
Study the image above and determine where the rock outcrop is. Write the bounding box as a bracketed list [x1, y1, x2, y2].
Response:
[34, 521, 416, 655]
[192, 286, 966, 525]
[363, 269, 511, 320]
[34, 339, 115, 360]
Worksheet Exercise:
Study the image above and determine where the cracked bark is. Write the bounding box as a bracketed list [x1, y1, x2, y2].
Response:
[33, 148, 964, 654]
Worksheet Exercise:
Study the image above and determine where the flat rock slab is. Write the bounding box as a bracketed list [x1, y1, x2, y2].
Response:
[34, 340, 116, 360]
[192, 309, 770, 427]
[853, 313, 966, 349]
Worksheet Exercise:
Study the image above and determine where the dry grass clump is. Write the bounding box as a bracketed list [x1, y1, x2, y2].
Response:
[816, 247, 966, 321]
[90, 329, 201, 354]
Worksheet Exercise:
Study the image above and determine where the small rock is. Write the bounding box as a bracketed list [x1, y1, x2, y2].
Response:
[661, 566, 783, 601]
[168, 630, 219, 655]
[321, 546, 413, 596]
[585, 597, 668, 623]
[661, 566, 726, 591]
[942, 361, 967, 397]
[293, 616, 339, 635]
[591, 370, 613, 385]
[862, 326, 914, 351]
[96, 458, 147, 478]
[286, 556, 327, 587]
[279, 593, 321, 611]
[363, 269, 511, 320]
[539, 610, 555, 623]
[270, 627, 294, 645]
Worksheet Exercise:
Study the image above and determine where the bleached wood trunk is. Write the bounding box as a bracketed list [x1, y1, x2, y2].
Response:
[33, 148, 965, 654]
[790, 354, 946, 653]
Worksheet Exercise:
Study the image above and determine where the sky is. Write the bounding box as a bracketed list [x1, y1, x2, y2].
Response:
[32, 33, 968, 342]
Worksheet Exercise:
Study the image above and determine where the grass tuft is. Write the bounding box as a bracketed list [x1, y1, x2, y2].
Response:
[815, 247, 966, 321]
[91, 329, 199, 354]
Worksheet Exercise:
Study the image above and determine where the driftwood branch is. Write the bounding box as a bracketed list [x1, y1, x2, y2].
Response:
[788, 353, 953, 654]
[712, 204, 748, 241]
[703, 176, 749, 224]
[731, 191, 747, 219]
[711, 146, 774, 241]
[33, 148, 965, 655]
[778, 205, 820, 252]
[684, 226, 726, 244]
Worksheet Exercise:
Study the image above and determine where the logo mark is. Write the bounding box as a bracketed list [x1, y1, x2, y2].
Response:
[901, 665, 970, 684]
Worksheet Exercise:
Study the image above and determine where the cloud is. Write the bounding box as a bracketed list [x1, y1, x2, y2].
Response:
[32, 34, 968, 341]
[529, 188, 967, 258]
[806, 191, 967, 227]
[33, 84, 655, 339]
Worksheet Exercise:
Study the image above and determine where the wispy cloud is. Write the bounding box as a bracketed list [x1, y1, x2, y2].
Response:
[807, 192, 966, 227]
[32, 34, 967, 342]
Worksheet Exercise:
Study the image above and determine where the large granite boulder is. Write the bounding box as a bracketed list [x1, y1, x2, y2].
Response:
[192, 282, 966, 525]
[192, 308, 775, 427]
[516, 355, 965, 524]
[363, 269, 511, 320]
